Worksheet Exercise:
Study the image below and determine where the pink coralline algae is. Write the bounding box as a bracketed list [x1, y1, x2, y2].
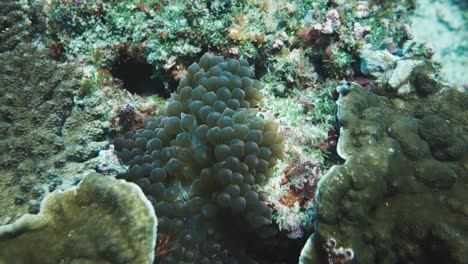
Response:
[323, 9, 341, 34]
[324, 238, 354, 264]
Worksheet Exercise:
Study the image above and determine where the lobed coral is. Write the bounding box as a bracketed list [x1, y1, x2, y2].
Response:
[114, 54, 292, 262]
[301, 51, 467, 263]
[0, 173, 157, 264]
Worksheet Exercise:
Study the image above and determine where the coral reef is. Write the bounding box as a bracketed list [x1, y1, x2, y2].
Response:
[299, 0, 415, 79]
[114, 54, 304, 262]
[257, 81, 338, 239]
[0, 0, 31, 52]
[0, 45, 78, 170]
[23, 4, 421, 234]
[0, 44, 115, 224]
[0, 173, 157, 264]
[1, 1, 465, 263]
[301, 50, 467, 263]
[29, 0, 417, 93]
[0, 43, 80, 222]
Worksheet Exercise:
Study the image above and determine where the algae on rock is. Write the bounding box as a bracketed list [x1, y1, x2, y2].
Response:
[0, 173, 157, 264]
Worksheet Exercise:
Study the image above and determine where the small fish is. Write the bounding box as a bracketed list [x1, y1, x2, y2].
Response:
[177, 181, 190, 201]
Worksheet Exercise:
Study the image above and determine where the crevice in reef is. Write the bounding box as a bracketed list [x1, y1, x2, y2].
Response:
[109, 45, 171, 98]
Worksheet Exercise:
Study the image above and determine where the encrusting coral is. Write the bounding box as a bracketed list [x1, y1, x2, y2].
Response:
[0, 43, 114, 224]
[114, 54, 293, 262]
[300, 50, 467, 264]
[0, 173, 157, 264]
[0, 43, 80, 222]
[0, 0, 31, 53]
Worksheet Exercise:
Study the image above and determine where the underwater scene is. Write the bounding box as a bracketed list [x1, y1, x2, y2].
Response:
[0, 0, 466, 263]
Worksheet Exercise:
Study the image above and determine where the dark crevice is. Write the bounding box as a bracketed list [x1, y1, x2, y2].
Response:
[109, 52, 171, 98]
[212, 209, 308, 264]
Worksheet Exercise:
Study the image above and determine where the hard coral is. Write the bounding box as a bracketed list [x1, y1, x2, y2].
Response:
[305, 79, 467, 263]
[115, 54, 287, 262]
[0, 173, 157, 264]
[0, 43, 81, 221]
[0, 0, 31, 52]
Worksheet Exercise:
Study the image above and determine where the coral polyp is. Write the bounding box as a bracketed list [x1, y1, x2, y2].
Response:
[114, 54, 298, 262]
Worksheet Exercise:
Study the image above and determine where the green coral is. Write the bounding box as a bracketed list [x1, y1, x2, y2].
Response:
[418, 114, 455, 147]
[0, 43, 117, 225]
[0, 0, 31, 52]
[0, 43, 79, 170]
[0, 173, 157, 264]
[303, 75, 467, 263]
[388, 117, 431, 160]
[115, 54, 290, 262]
[418, 114, 465, 161]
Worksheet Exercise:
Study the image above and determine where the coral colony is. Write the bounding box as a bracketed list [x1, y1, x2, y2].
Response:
[114, 54, 286, 262]
[0, 1, 466, 264]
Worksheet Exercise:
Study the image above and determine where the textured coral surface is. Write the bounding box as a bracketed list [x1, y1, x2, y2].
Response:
[0, 44, 113, 225]
[0, 1, 466, 263]
[0, 173, 157, 264]
[301, 50, 467, 264]
[0, 1, 31, 52]
[114, 54, 306, 262]
[0, 43, 79, 223]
